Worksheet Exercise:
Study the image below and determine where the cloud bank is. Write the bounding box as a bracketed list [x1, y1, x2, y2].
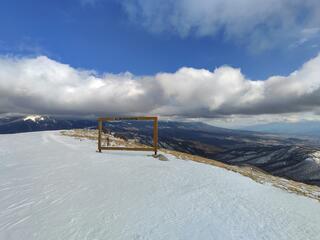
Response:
[0, 54, 320, 118]
[120, 0, 320, 50]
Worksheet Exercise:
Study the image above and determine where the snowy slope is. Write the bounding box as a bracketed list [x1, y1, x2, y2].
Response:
[0, 131, 320, 240]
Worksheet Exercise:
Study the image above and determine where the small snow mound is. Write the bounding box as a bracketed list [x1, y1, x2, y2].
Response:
[154, 154, 169, 161]
[23, 115, 45, 122]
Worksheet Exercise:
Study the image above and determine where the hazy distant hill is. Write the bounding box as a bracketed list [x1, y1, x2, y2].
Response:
[242, 121, 320, 138]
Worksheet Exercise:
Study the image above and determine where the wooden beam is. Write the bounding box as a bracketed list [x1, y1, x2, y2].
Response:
[98, 119, 102, 152]
[153, 117, 158, 155]
[100, 147, 155, 151]
[97, 116, 157, 121]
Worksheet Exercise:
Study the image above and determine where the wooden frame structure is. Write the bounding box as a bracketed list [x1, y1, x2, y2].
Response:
[97, 116, 158, 155]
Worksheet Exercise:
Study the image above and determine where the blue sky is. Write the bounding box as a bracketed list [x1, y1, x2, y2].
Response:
[0, 0, 319, 79]
[0, 0, 320, 126]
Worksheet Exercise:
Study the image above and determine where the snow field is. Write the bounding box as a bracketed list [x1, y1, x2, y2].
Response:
[0, 131, 320, 239]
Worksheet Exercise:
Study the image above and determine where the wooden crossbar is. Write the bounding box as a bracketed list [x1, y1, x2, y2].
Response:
[97, 116, 158, 155]
[98, 116, 157, 121]
[100, 147, 155, 151]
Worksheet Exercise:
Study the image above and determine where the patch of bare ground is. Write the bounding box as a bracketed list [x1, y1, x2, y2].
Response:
[61, 129, 320, 202]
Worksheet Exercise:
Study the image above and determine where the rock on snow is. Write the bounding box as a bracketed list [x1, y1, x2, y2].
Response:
[0, 131, 320, 240]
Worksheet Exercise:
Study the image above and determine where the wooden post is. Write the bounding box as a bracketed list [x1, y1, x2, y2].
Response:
[98, 119, 102, 152]
[153, 117, 158, 155]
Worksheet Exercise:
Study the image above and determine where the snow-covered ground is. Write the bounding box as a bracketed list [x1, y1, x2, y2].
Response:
[1, 131, 320, 240]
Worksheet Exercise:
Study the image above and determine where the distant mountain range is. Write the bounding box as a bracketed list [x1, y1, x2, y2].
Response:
[0, 115, 95, 134]
[1, 114, 320, 186]
[242, 121, 320, 138]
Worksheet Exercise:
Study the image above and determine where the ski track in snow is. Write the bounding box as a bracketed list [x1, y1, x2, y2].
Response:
[0, 131, 320, 239]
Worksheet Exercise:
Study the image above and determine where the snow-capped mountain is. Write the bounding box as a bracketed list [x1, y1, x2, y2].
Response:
[23, 114, 46, 122]
[0, 114, 95, 134]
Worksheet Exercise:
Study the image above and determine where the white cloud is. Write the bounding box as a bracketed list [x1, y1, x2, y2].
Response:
[152, 53, 320, 116]
[120, 0, 320, 51]
[0, 54, 320, 120]
[0, 56, 161, 115]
